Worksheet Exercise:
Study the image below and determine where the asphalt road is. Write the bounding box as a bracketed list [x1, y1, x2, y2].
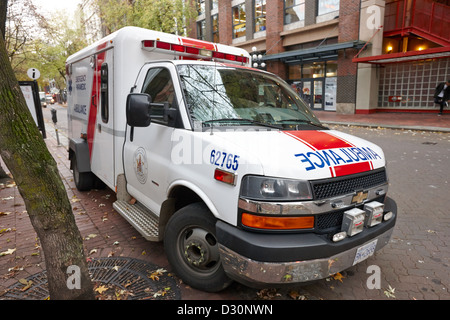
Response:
[41, 106, 450, 300]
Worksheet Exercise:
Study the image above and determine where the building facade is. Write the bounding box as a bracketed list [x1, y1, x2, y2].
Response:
[76, 0, 104, 44]
[189, 0, 450, 114]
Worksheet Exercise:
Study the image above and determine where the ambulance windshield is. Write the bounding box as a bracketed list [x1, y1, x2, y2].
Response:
[177, 64, 324, 130]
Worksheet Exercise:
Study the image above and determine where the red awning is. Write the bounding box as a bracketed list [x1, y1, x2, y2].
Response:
[352, 46, 450, 64]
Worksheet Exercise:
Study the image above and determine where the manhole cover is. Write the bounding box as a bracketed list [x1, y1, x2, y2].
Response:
[2, 257, 181, 300]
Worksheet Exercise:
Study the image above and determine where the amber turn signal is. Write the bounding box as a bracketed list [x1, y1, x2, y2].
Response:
[241, 213, 314, 230]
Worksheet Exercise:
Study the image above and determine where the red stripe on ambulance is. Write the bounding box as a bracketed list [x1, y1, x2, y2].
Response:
[284, 130, 375, 177]
[285, 130, 353, 150]
[87, 42, 107, 159]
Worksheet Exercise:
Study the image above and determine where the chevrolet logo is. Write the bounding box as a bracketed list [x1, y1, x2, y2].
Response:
[352, 191, 368, 204]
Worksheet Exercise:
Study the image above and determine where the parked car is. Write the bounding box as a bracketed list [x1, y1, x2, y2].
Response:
[39, 92, 47, 107]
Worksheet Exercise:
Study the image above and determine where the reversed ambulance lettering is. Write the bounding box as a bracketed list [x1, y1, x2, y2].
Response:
[285, 130, 381, 177]
[295, 147, 381, 171]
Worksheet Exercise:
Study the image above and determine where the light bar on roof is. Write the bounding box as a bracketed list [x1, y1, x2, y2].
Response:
[141, 40, 249, 65]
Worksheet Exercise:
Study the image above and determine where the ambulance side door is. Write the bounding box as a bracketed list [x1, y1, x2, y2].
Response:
[123, 63, 181, 215]
[90, 48, 115, 189]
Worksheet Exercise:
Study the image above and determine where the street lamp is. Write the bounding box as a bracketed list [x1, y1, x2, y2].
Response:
[252, 46, 266, 69]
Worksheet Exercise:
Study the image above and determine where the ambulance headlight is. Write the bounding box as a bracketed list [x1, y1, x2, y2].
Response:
[240, 176, 312, 201]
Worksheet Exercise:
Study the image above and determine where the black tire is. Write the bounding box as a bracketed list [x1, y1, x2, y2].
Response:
[164, 202, 232, 292]
[72, 154, 94, 191]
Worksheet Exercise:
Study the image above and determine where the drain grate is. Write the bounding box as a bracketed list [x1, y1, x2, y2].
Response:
[2, 257, 181, 300]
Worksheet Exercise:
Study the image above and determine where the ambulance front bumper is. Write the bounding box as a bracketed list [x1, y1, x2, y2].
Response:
[216, 197, 397, 287]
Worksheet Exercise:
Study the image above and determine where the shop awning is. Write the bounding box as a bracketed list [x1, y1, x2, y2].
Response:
[352, 46, 450, 64]
[262, 40, 366, 64]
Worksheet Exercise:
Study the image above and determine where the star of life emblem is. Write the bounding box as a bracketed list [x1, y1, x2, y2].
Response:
[134, 147, 148, 184]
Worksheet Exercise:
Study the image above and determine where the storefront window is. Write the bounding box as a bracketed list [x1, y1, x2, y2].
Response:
[211, 0, 218, 10]
[289, 65, 301, 80]
[302, 63, 313, 78]
[301, 62, 324, 78]
[197, 0, 205, 15]
[197, 20, 206, 40]
[232, 4, 246, 38]
[312, 63, 324, 78]
[212, 14, 219, 43]
[255, 0, 267, 32]
[289, 61, 336, 80]
[284, 0, 305, 24]
[318, 0, 339, 16]
[288, 61, 337, 111]
[326, 61, 337, 77]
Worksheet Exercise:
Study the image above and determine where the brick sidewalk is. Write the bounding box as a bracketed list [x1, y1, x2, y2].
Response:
[0, 133, 241, 300]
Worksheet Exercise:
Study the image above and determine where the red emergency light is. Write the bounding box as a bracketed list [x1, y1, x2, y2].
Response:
[142, 40, 249, 65]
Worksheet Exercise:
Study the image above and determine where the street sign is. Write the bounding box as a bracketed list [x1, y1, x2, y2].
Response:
[19, 81, 46, 139]
[27, 68, 40, 80]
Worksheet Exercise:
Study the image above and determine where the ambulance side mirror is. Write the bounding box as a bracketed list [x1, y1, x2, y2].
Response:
[126, 93, 152, 127]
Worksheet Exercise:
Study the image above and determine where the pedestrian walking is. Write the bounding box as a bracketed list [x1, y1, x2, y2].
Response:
[433, 79, 450, 115]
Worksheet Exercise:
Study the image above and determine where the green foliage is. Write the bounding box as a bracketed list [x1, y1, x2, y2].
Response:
[6, 1, 87, 90]
[95, 0, 196, 36]
[29, 11, 88, 89]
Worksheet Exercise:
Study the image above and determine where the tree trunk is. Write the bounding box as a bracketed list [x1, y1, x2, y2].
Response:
[0, 161, 8, 178]
[0, 32, 94, 299]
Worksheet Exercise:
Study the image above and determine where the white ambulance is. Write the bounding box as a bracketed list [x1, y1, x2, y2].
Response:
[66, 27, 397, 292]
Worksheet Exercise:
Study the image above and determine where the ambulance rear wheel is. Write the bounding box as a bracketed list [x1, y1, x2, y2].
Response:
[72, 154, 94, 191]
[164, 202, 232, 292]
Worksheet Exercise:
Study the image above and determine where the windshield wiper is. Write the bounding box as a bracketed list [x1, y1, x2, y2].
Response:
[203, 118, 281, 129]
[275, 119, 327, 129]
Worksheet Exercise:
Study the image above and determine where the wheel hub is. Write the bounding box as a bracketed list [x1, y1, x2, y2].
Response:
[181, 227, 219, 270]
[184, 241, 207, 266]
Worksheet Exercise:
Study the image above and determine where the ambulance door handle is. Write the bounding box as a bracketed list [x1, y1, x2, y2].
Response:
[98, 123, 102, 133]
[91, 94, 97, 107]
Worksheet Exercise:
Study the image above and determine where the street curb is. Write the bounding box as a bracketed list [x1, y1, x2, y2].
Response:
[321, 120, 450, 133]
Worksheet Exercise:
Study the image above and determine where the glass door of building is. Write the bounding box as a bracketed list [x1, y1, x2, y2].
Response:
[298, 80, 312, 107]
[313, 79, 324, 109]
[291, 78, 328, 110]
[296, 79, 324, 110]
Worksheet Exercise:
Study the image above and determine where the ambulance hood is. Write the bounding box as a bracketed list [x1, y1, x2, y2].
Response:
[210, 129, 385, 181]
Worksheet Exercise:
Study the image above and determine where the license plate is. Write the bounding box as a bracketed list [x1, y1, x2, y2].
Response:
[353, 239, 378, 265]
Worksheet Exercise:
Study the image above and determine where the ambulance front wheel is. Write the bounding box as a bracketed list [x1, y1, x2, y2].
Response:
[164, 202, 232, 292]
[72, 154, 94, 191]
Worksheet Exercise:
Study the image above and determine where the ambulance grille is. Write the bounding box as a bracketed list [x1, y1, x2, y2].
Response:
[311, 168, 387, 200]
[316, 195, 386, 231]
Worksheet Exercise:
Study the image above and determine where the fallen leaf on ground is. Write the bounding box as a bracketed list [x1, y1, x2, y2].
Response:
[149, 268, 167, 281]
[0, 228, 11, 234]
[256, 288, 281, 300]
[85, 234, 97, 240]
[153, 287, 170, 298]
[288, 290, 307, 300]
[384, 285, 396, 298]
[95, 285, 108, 294]
[0, 248, 16, 256]
[19, 278, 33, 291]
[331, 272, 345, 282]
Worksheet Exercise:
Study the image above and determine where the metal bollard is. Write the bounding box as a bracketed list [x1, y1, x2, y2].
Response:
[50, 108, 61, 146]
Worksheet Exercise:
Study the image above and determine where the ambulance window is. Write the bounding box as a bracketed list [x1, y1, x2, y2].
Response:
[100, 63, 109, 123]
[142, 68, 175, 106]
